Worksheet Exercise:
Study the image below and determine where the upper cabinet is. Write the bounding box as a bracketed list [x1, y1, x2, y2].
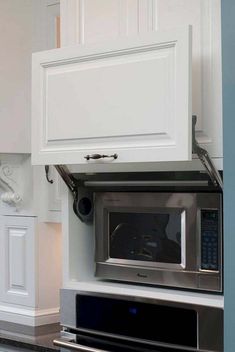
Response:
[33, 0, 60, 52]
[32, 27, 192, 166]
[0, 0, 60, 154]
[31, 0, 222, 168]
[0, 0, 32, 153]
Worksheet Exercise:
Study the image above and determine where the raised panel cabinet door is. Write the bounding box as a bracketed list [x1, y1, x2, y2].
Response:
[0, 216, 36, 307]
[60, 0, 222, 159]
[32, 26, 192, 167]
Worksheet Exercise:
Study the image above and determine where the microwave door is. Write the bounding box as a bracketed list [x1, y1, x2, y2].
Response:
[107, 209, 186, 270]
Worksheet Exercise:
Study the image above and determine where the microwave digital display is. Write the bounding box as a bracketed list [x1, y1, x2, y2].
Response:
[109, 211, 182, 264]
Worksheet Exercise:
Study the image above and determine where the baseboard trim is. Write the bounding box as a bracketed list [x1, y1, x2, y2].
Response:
[0, 305, 60, 326]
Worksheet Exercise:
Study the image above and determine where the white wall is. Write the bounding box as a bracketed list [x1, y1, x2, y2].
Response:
[37, 222, 62, 310]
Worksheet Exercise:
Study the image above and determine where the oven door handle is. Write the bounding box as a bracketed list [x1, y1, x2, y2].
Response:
[53, 338, 110, 352]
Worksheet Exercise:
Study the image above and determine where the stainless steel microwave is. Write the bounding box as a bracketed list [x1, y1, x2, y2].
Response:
[95, 191, 223, 292]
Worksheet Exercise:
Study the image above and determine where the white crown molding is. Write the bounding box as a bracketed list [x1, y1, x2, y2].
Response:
[0, 164, 22, 207]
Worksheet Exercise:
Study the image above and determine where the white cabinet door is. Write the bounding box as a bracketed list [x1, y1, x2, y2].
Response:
[32, 27, 192, 166]
[60, 0, 222, 159]
[0, 216, 36, 307]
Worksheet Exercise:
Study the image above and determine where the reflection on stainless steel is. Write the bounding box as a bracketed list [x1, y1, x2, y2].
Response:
[59, 290, 223, 352]
[110, 214, 181, 263]
[54, 338, 110, 352]
[84, 180, 209, 187]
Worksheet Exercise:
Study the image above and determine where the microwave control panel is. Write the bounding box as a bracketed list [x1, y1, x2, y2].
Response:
[200, 209, 219, 271]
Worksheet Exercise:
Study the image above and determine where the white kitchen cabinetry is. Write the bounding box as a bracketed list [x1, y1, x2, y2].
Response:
[60, 0, 222, 162]
[0, 1, 62, 326]
[31, 0, 222, 168]
[0, 216, 36, 307]
[0, 215, 62, 325]
[54, 0, 223, 312]
[0, 1, 32, 153]
[34, 165, 61, 223]
[0, 0, 61, 154]
[44, 167, 61, 215]
[32, 26, 192, 167]
[45, 1, 61, 49]
[33, 0, 60, 52]
[44, 164, 62, 223]
[44, 1, 62, 219]
[32, 0, 62, 220]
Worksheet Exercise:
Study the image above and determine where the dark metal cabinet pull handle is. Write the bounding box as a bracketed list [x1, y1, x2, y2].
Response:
[45, 165, 53, 184]
[84, 153, 118, 161]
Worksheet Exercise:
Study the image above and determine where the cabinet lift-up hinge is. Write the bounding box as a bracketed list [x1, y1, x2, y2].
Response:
[54, 165, 93, 223]
[54, 165, 77, 196]
[192, 115, 223, 190]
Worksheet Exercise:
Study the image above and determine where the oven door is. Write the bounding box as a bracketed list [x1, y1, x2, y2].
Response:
[95, 192, 222, 292]
[54, 334, 201, 352]
[55, 289, 223, 352]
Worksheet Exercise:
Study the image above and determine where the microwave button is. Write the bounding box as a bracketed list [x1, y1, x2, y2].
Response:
[201, 209, 219, 271]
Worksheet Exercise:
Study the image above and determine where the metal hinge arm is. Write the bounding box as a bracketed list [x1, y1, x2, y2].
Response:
[192, 115, 223, 189]
[54, 165, 77, 196]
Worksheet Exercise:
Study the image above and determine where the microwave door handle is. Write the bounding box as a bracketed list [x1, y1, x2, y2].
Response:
[53, 338, 110, 352]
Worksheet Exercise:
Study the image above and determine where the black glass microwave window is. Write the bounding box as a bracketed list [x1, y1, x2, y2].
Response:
[109, 211, 182, 263]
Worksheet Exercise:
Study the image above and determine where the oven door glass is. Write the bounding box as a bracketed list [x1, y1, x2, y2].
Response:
[108, 209, 185, 267]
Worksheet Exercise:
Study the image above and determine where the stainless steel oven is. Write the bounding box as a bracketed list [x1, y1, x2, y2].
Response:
[54, 290, 223, 352]
[95, 191, 222, 292]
